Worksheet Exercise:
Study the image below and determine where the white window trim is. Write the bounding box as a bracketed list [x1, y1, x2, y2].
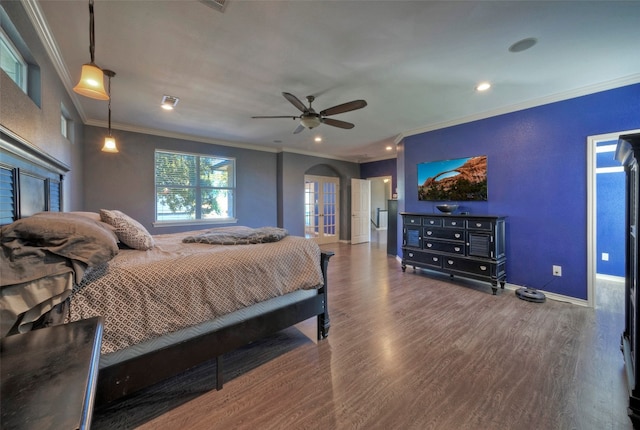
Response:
[154, 149, 237, 226]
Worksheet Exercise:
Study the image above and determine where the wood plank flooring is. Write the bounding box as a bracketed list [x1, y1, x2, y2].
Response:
[96, 238, 632, 429]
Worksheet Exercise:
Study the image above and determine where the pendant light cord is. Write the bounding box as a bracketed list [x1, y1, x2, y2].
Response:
[89, 0, 95, 63]
[107, 74, 112, 135]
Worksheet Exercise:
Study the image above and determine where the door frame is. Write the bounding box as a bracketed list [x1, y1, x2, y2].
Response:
[587, 128, 640, 307]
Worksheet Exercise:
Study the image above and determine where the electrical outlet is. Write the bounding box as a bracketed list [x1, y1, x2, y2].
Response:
[602, 252, 609, 261]
[553, 265, 562, 277]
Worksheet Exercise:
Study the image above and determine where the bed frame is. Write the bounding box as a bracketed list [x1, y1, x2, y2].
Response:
[0, 129, 333, 405]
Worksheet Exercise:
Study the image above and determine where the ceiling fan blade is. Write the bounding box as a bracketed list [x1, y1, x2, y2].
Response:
[319, 100, 367, 117]
[293, 124, 305, 134]
[251, 115, 299, 119]
[322, 118, 355, 129]
[282, 92, 307, 113]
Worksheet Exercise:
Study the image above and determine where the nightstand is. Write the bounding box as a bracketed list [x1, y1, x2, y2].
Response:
[1, 317, 103, 430]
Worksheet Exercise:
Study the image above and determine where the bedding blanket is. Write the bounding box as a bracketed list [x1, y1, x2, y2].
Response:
[68, 231, 324, 355]
[182, 226, 288, 245]
[0, 214, 118, 336]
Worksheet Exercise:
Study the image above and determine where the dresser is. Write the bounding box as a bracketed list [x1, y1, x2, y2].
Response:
[1, 317, 103, 430]
[400, 212, 506, 294]
[616, 132, 640, 427]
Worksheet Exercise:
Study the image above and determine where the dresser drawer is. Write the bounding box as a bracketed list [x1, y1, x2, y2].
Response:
[403, 216, 422, 225]
[443, 257, 495, 277]
[424, 240, 465, 255]
[423, 227, 464, 241]
[466, 219, 493, 231]
[422, 217, 443, 227]
[443, 218, 464, 228]
[404, 250, 443, 269]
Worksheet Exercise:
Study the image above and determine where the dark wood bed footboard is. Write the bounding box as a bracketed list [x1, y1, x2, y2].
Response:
[96, 251, 334, 406]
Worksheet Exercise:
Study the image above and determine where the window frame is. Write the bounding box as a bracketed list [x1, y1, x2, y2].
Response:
[0, 26, 27, 92]
[153, 149, 237, 227]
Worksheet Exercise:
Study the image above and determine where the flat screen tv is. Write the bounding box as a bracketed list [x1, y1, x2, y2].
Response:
[417, 155, 487, 201]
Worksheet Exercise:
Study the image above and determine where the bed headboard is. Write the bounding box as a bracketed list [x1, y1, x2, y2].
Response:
[0, 126, 69, 225]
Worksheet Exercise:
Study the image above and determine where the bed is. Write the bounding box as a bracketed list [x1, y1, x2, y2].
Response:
[0, 131, 333, 405]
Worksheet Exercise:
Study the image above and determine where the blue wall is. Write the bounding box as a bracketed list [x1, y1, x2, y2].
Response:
[400, 83, 640, 300]
[360, 158, 398, 195]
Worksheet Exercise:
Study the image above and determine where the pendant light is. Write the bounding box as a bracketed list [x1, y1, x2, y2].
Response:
[73, 0, 109, 100]
[101, 70, 118, 153]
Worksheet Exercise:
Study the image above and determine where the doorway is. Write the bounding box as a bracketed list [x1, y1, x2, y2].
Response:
[304, 175, 340, 244]
[367, 176, 393, 244]
[588, 129, 639, 307]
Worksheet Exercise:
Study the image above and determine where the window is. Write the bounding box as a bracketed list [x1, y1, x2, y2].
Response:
[155, 150, 235, 224]
[61, 114, 69, 138]
[0, 27, 27, 92]
[60, 104, 72, 140]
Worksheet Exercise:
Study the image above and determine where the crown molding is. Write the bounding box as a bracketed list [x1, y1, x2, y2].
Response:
[400, 74, 640, 140]
[85, 119, 359, 162]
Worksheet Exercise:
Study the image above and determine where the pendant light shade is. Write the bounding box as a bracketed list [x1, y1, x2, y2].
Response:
[102, 135, 118, 152]
[73, 0, 109, 100]
[101, 69, 118, 153]
[74, 63, 109, 100]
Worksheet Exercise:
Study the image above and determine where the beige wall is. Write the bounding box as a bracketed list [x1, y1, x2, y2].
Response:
[0, 1, 84, 210]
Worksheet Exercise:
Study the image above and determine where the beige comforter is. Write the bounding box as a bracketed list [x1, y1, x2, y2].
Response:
[68, 231, 324, 355]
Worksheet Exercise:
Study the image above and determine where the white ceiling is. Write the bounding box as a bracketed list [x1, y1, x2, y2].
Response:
[31, 0, 640, 162]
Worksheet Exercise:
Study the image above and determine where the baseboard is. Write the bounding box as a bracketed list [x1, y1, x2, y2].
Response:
[596, 274, 625, 283]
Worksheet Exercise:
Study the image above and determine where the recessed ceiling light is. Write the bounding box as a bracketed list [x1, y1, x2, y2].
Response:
[509, 37, 537, 53]
[314, 136, 322, 143]
[386, 146, 393, 151]
[161, 95, 179, 110]
[475, 82, 491, 92]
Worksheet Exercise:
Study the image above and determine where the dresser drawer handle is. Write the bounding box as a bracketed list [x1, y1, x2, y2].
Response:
[451, 221, 457, 226]
[409, 252, 414, 257]
[455, 233, 461, 238]
[448, 260, 454, 265]
[454, 247, 461, 252]
[429, 220, 435, 224]
[427, 231, 433, 235]
[476, 223, 482, 227]
[480, 265, 487, 271]
[433, 257, 439, 262]
[426, 243, 433, 248]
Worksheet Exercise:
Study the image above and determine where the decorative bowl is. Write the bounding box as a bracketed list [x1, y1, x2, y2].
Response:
[436, 204, 459, 214]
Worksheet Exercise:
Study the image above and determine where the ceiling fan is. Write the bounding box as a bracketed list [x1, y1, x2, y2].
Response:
[252, 92, 367, 134]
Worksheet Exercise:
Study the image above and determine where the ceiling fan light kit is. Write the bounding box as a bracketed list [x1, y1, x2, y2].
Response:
[252, 92, 367, 134]
[300, 115, 321, 129]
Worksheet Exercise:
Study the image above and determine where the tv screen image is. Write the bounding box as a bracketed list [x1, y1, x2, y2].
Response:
[417, 155, 487, 201]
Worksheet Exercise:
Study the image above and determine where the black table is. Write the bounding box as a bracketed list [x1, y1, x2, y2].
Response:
[1, 317, 103, 430]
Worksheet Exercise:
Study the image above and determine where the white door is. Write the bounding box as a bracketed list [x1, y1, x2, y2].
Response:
[304, 175, 340, 244]
[351, 178, 371, 244]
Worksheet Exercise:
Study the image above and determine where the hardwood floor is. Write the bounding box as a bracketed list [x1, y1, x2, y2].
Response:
[104, 239, 632, 429]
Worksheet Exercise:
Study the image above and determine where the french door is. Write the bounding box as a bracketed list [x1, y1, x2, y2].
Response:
[304, 175, 340, 244]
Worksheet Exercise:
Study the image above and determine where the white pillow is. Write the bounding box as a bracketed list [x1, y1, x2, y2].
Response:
[100, 209, 155, 250]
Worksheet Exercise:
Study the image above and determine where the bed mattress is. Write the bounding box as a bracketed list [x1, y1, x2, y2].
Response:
[68, 231, 324, 355]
